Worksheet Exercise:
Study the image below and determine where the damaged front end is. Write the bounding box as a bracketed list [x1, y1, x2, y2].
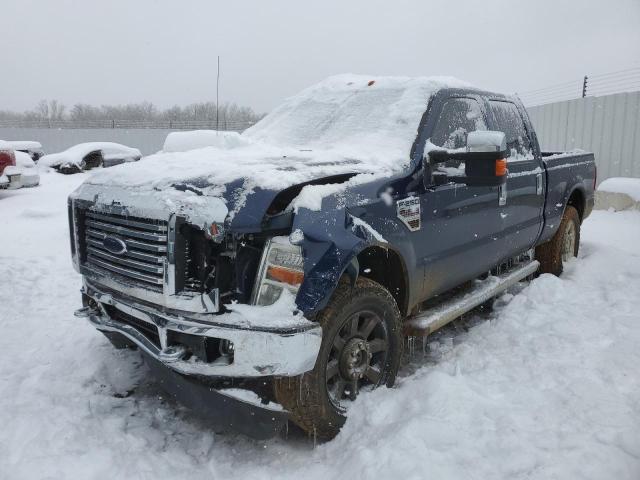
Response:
[68, 183, 322, 438]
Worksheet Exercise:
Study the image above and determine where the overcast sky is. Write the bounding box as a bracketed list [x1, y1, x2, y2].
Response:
[3, 0, 639, 113]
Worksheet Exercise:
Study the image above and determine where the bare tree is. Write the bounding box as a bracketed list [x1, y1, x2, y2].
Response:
[0, 99, 263, 129]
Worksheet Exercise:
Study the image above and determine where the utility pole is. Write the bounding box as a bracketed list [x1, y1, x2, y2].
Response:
[216, 56, 220, 131]
[582, 75, 588, 98]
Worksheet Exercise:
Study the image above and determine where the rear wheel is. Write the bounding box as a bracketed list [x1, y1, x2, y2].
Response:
[274, 277, 403, 440]
[535, 205, 580, 276]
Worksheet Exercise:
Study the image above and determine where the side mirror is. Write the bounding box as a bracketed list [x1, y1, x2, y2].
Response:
[424, 130, 508, 187]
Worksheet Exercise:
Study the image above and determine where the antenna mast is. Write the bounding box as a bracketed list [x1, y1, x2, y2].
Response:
[216, 56, 220, 131]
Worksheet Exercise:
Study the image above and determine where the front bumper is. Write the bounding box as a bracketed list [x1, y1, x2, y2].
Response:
[140, 352, 289, 439]
[78, 279, 322, 378]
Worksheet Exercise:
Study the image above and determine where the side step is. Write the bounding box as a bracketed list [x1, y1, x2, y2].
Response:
[404, 260, 539, 337]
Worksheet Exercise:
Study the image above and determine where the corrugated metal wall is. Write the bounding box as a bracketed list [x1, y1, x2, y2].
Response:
[0, 128, 172, 156]
[527, 91, 640, 183]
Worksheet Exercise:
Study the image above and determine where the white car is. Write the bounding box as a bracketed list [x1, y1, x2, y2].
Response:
[39, 142, 142, 174]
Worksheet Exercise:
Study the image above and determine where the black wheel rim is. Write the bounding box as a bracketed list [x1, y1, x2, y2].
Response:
[325, 309, 389, 409]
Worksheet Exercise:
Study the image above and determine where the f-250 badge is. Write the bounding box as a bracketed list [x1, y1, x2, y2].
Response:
[397, 196, 421, 231]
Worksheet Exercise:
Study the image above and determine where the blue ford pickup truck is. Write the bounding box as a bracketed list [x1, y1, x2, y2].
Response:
[69, 75, 596, 440]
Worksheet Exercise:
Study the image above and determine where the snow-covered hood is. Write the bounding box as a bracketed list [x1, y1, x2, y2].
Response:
[77, 143, 378, 232]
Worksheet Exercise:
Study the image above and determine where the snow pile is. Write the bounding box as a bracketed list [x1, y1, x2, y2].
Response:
[596, 177, 640, 211]
[162, 130, 250, 152]
[39, 142, 141, 168]
[1, 173, 640, 479]
[598, 177, 640, 201]
[87, 75, 472, 195]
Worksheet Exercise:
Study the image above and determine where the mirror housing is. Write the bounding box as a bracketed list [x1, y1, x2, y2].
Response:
[424, 131, 508, 188]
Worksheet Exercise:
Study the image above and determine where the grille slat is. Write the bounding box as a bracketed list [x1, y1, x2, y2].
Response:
[86, 238, 164, 264]
[81, 209, 168, 288]
[86, 219, 168, 242]
[87, 247, 164, 274]
[86, 211, 168, 233]
[87, 257, 165, 285]
[87, 229, 167, 253]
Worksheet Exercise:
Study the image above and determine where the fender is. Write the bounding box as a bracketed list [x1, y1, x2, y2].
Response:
[291, 191, 411, 316]
[539, 183, 587, 245]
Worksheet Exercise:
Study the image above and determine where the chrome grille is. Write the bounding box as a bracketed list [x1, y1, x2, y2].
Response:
[83, 210, 168, 287]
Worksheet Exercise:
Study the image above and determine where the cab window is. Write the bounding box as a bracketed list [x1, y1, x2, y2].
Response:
[431, 98, 487, 149]
[488, 100, 532, 160]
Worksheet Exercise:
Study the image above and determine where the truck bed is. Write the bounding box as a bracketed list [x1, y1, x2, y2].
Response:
[539, 150, 596, 245]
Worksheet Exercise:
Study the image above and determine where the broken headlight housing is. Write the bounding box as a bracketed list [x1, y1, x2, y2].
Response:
[252, 236, 304, 306]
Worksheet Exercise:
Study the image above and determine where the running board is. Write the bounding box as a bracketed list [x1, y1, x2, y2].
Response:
[405, 260, 539, 337]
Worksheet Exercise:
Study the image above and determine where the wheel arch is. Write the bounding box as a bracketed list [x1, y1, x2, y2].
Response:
[349, 243, 410, 317]
[567, 186, 586, 222]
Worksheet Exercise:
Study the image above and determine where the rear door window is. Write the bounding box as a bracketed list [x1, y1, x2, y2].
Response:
[430, 98, 487, 149]
[488, 100, 533, 161]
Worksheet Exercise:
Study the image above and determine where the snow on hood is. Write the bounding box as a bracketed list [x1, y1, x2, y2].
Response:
[40, 142, 141, 168]
[87, 74, 473, 194]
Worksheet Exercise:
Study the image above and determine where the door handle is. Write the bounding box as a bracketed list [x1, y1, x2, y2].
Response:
[536, 173, 543, 195]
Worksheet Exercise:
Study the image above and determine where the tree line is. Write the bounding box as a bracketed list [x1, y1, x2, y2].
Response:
[0, 99, 264, 124]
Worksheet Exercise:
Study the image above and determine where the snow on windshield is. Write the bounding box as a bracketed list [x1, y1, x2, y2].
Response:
[245, 74, 471, 160]
[88, 75, 472, 192]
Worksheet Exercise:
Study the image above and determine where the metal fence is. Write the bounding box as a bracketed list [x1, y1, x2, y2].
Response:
[0, 118, 257, 131]
[518, 67, 640, 107]
[527, 91, 640, 183]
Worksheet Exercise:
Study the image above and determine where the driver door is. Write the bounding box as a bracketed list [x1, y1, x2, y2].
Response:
[417, 94, 503, 299]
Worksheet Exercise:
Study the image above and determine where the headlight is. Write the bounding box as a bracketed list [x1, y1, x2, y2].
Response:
[252, 236, 304, 306]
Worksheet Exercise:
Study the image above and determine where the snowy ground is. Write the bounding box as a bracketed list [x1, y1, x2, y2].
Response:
[1, 171, 639, 480]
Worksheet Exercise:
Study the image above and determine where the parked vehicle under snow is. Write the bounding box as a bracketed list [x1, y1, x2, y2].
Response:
[40, 142, 141, 174]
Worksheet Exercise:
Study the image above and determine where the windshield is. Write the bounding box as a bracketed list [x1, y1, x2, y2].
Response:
[244, 75, 458, 162]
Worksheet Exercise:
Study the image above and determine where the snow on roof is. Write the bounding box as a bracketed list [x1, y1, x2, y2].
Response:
[244, 73, 472, 154]
[40, 142, 141, 168]
[1, 140, 42, 151]
[88, 74, 472, 192]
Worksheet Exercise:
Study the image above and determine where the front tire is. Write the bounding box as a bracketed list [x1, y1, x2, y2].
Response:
[535, 205, 580, 276]
[274, 277, 403, 440]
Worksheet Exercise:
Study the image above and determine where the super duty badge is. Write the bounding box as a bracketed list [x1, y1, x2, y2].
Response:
[397, 196, 421, 231]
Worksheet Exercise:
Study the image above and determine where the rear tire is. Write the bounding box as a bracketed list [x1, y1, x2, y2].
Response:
[535, 205, 580, 276]
[274, 277, 403, 440]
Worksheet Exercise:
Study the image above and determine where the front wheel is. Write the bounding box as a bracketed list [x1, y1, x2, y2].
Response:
[535, 205, 580, 276]
[274, 277, 403, 440]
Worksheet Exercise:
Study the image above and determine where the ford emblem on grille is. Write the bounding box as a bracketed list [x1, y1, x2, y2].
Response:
[103, 236, 127, 255]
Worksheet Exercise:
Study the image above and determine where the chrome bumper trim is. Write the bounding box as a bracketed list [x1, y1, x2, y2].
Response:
[80, 280, 322, 378]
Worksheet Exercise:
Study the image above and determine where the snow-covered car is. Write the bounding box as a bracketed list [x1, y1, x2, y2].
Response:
[14, 151, 40, 187]
[0, 143, 22, 190]
[0, 141, 40, 189]
[39, 142, 142, 174]
[1, 140, 45, 162]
